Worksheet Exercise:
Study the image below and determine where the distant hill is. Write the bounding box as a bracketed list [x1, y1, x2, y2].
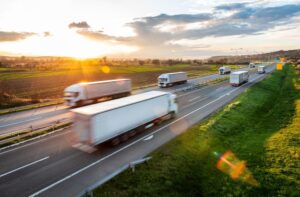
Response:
[208, 49, 300, 64]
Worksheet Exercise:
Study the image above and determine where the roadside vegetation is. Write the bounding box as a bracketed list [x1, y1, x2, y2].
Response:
[0, 121, 71, 149]
[94, 64, 300, 196]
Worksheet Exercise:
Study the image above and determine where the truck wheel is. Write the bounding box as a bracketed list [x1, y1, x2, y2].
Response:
[75, 101, 83, 107]
[154, 118, 163, 125]
[170, 112, 176, 119]
[111, 138, 120, 146]
[121, 133, 129, 141]
[128, 130, 136, 137]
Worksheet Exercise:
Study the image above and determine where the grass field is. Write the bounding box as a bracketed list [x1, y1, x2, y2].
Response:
[0, 64, 245, 109]
[0, 64, 242, 80]
[0, 64, 191, 80]
[94, 64, 300, 196]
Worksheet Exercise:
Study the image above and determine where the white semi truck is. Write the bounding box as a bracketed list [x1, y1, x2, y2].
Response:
[64, 79, 131, 107]
[230, 71, 249, 86]
[158, 72, 187, 87]
[249, 63, 256, 68]
[71, 91, 178, 146]
[257, 65, 266, 74]
[219, 66, 231, 75]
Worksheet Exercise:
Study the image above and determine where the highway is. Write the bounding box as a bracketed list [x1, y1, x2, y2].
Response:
[0, 65, 274, 197]
[0, 69, 240, 136]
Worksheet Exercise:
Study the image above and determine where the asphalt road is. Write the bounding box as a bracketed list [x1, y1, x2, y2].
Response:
[0, 65, 275, 197]
[0, 67, 246, 135]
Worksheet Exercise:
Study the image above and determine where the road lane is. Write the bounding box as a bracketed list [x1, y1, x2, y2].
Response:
[0, 156, 49, 178]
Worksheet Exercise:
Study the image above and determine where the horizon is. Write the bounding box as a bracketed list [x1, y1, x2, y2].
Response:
[1, 0, 300, 59]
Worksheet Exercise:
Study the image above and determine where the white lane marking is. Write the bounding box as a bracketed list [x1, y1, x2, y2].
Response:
[143, 135, 154, 141]
[0, 117, 41, 128]
[29, 72, 267, 197]
[188, 96, 203, 102]
[184, 97, 208, 109]
[0, 156, 49, 178]
[177, 83, 219, 98]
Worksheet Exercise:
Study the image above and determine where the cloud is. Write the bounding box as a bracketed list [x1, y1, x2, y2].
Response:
[77, 30, 132, 42]
[215, 3, 246, 11]
[0, 31, 36, 42]
[136, 13, 212, 24]
[75, 3, 300, 57]
[44, 32, 51, 37]
[68, 21, 90, 29]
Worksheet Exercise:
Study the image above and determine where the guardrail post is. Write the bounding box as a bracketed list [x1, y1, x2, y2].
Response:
[130, 163, 135, 172]
[86, 190, 93, 197]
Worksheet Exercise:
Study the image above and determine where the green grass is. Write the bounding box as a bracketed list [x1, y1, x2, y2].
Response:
[94, 65, 300, 197]
[0, 64, 191, 80]
[0, 99, 63, 115]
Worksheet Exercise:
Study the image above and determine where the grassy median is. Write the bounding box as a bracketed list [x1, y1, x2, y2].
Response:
[94, 64, 300, 197]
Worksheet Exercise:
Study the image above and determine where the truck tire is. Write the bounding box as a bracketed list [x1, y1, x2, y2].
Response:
[120, 133, 129, 141]
[170, 112, 176, 119]
[128, 130, 136, 137]
[111, 138, 120, 146]
[154, 118, 163, 125]
[75, 101, 83, 107]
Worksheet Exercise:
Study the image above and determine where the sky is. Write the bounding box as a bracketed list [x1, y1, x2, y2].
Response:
[0, 0, 300, 59]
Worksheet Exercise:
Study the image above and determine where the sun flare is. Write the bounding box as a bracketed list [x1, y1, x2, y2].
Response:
[0, 30, 138, 58]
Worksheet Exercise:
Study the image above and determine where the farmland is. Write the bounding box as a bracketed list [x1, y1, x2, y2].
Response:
[0, 56, 244, 108]
[94, 65, 300, 196]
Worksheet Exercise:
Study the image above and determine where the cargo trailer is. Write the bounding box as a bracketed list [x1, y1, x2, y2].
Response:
[71, 91, 178, 146]
[230, 71, 249, 86]
[64, 79, 131, 107]
[257, 65, 266, 74]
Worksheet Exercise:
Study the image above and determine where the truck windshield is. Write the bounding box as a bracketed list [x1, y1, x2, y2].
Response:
[64, 92, 79, 98]
[159, 78, 168, 82]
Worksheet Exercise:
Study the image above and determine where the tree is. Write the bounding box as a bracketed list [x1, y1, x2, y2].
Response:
[152, 59, 160, 65]
[138, 60, 145, 66]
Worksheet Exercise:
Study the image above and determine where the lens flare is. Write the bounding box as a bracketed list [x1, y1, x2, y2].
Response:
[215, 150, 259, 187]
[101, 66, 110, 74]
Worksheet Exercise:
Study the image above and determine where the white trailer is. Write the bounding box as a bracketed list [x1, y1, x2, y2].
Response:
[71, 91, 178, 146]
[230, 71, 249, 86]
[158, 72, 187, 87]
[219, 66, 231, 75]
[257, 65, 266, 74]
[64, 79, 131, 107]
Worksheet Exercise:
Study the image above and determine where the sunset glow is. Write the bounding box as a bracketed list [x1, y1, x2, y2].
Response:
[0, 0, 300, 58]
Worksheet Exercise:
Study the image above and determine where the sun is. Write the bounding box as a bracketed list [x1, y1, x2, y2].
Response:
[0, 30, 138, 58]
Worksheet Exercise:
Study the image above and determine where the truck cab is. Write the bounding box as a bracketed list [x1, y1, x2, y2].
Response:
[64, 84, 85, 107]
[219, 66, 231, 75]
[257, 65, 266, 74]
[158, 74, 169, 87]
[249, 63, 256, 68]
[169, 93, 178, 115]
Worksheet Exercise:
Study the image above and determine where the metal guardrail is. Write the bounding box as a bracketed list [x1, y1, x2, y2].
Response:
[171, 76, 229, 94]
[77, 157, 152, 197]
[0, 118, 71, 146]
[0, 100, 64, 115]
